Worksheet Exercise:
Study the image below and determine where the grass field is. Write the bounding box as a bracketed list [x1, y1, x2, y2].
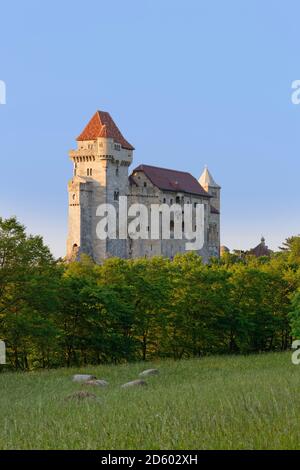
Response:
[0, 352, 299, 450]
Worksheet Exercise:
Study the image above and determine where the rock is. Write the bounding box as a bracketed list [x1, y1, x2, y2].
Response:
[121, 379, 147, 388]
[66, 391, 97, 401]
[139, 369, 159, 377]
[72, 374, 96, 383]
[83, 379, 108, 387]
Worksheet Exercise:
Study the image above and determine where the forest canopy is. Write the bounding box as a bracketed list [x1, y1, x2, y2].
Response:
[1, 216, 300, 370]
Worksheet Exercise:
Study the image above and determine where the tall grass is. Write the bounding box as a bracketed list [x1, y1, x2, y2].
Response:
[0, 352, 299, 449]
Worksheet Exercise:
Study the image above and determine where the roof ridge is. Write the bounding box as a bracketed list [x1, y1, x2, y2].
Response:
[136, 164, 191, 175]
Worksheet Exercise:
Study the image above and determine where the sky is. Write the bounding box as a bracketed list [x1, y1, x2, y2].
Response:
[0, 0, 299, 257]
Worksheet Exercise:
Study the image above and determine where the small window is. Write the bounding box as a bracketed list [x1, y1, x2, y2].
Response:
[144, 182, 147, 187]
[116, 167, 119, 176]
[114, 191, 119, 201]
[163, 198, 166, 203]
[170, 220, 174, 230]
[90, 168, 92, 176]
[176, 196, 180, 204]
[87, 168, 89, 176]
[170, 199, 173, 205]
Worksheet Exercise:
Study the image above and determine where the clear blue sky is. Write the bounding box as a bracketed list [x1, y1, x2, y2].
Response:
[0, 0, 299, 257]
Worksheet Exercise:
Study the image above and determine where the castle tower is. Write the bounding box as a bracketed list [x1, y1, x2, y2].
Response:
[199, 166, 221, 257]
[67, 111, 134, 262]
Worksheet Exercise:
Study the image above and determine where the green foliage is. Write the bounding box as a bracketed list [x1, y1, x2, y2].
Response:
[0, 217, 300, 370]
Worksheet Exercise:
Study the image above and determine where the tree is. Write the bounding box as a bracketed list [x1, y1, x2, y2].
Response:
[0, 217, 59, 369]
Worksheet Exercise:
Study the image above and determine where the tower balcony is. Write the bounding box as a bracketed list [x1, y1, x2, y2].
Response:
[69, 148, 95, 159]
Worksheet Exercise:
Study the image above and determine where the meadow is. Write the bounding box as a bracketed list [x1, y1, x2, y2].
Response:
[0, 352, 299, 450]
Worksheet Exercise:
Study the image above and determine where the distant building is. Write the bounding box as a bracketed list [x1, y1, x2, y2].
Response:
[66, 110, 221, 263]
[248, 237, 272, 257]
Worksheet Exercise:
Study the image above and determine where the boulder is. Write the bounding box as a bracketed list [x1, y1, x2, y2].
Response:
[121, 379, 147, 388]
[139, 369, 159, 377]
[72, 374, 96, 383]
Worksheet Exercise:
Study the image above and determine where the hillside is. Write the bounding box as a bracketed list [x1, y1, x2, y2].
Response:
[0, 352, 299, 450]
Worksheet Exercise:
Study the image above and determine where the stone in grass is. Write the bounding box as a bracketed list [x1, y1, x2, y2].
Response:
[72, 374, 97, 383]
[121, 379, 147, 388]
[139, 369, 159, 377]
[66, 391, 97, 401]
[83, 379, 108, 387]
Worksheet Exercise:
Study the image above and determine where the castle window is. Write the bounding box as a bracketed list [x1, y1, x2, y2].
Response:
[116, 167, 119, 176]
[90, 168, 92, 176]
[194, 202, 197, 208]
[163, 198, 166, 203]
[114, 191, 119, 201]
[176, 196, 180, 204]
[144, 182, 147, 187]
[170, 220, 174, 231]
[87, 168, 90, 176]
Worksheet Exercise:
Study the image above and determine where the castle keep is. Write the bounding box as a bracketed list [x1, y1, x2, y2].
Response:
[67, 111, 220, 263]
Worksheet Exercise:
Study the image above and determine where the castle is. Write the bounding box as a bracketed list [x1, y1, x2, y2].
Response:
[67, 111, 221, 263]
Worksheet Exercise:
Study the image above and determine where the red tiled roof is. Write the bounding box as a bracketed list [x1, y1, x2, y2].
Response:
[76, 111, 134, 150]
[131, 164, 210, 197]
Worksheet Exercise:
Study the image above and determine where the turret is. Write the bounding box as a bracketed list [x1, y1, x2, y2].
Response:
[199, 165, 221, 212]
[199, 166, 221, 258]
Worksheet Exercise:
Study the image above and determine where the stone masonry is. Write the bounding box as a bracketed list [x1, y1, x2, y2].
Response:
[66, 111, 221, 263]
